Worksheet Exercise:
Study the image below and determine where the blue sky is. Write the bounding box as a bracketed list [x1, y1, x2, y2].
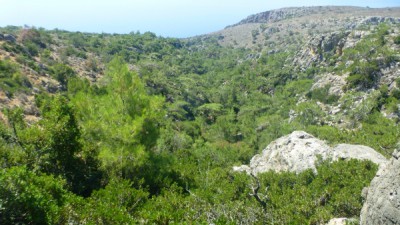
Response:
[0, 0, 399, 37]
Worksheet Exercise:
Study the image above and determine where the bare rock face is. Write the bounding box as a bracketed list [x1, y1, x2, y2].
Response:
[332, 144, 388, 166]
[360, 149, 400, 225]
[229, 7, 315, 27]
[293, 31, 350, 70]
[311, 73, 348, 96]
[234, 131, 388, 175]
[325, 218, 355, 225]
[249, 131, 331, 174]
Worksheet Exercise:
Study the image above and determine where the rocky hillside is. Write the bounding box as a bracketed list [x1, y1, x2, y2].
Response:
[1, 6, 400, 224]
[0, 29, 104, 124]
[210, 6, 400, 49]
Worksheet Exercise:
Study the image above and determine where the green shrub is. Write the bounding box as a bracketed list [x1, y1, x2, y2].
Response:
[306, 85, 340, 104]
[394, 35, 400, 45]
[24, 41, 39, 56]
[0, 166, 70, 224]
[0, 59, 17, 78]
[0, 59, 31, 96]
[50, 63, 76, 86]
[346, 60, 379, 89]
[64, 179, 148, 224]
[258, 159, 378, 224]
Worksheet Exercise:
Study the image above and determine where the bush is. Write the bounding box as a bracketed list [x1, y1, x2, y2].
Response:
[306, 85, 340, 104]
[64, 179, 148, 224]
[0, 59, 31, 96]
[258, 159, 378, 224]
[0, 166, 70, 224]
[24, 41, 39, 56]
[346, 60, 379, 89]
[50, 63, 76, 86]
[394, 35, 400, 45]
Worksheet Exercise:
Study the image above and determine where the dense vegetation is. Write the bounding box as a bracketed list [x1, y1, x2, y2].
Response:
[0, 21, 399, 224]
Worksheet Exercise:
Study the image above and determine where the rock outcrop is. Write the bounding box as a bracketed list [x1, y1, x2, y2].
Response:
[360, 149, 400, 225]
[332, 144, 388, 166]
[229, 7, 314, 27]
[244, 131, 331, 174]
[325, 218, 355, 225]
[3, 34, 16, 42]
[311, 73, 348, 96]
[293, 31, 350, 69]
[233, 131, 387, 174]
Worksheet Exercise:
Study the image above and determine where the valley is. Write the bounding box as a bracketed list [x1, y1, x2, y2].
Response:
[0, 6, 400, 224]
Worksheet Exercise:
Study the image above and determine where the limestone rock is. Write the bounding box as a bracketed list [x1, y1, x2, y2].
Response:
[293, 31, 350, 70]
[230, 7, 315, 27]
[325, 218, 352, 225]
[249, 131, 332, 174]
[360, 149, 400, 225]
[235, 131, 388, 175]
[232, 165, 251, 174]
[332, 144, 388, 167]
[311, 73, 348, 96]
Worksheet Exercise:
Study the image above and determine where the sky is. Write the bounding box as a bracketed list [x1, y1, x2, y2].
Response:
[0, 0, 399, 38]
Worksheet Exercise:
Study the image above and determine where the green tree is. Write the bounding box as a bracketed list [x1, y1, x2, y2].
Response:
[6, 95, 102, 196]
[71, 57, 165, 184]
[50, 63, 76, 88]
[0, 166, 71, 224]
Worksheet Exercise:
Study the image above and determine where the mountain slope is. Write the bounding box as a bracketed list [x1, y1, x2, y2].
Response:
[210, 6, 400, 49]
[0, 6, 400, 224]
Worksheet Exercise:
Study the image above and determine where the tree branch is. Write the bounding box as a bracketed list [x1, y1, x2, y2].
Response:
[249, 173, 268, 212]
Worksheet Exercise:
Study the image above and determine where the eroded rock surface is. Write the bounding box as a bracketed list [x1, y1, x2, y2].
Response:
[332, 144, 388, 166]
[360, 149, 400, 225]
[233, 131, 387, 175]
[248, 131, 331, 174]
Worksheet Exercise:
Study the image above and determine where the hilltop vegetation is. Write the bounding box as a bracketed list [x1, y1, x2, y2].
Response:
[1, 6, 400, 224]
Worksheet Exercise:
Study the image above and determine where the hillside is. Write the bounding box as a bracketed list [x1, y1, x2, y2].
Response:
[0, 6, 400, 224]
[210, 6, 400, 49]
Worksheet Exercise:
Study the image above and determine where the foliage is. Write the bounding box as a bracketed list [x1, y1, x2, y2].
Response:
[70, 57, 169, 194]
[0, 166, 70, 224]
[0, 22, 398, 224]
[0, 59, 31, 96]
[395, 35, 400, 44]
[62, 178, 148, 224]
[50, 63, 76, 87]
[306, 85, 340, 104]
[3, 95, 102, 196]
[346, 60, 379, 89]
[259, 159, 378, 224]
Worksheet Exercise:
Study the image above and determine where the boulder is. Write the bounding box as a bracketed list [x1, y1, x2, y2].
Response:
[234, 131, 388, 175]
[332, 144, 387, 167]
[246, 131, 332, 174]
[360, 149, 400, 225]
[325, 218, 351, 225]
[3, 34, 16, 42]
